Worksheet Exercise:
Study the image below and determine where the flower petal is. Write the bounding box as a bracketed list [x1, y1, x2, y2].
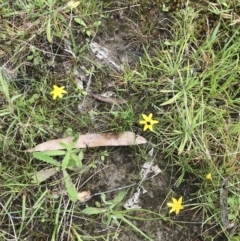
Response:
[151, 120, 159, 125]
[148, 125, 153, 131]
[167, 202, 173, 207]
[139, 120, 147, 125]
[142, 114, 148, 120]
[169, 207, 175, 213]
[143, 125, 149, 131]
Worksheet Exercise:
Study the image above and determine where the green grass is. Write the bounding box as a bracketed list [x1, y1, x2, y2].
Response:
[1, 0, 240, 240]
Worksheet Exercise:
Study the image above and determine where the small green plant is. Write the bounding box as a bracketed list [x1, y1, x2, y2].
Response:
[107, 105, 135, 132]
[74, 17, 101, 37]
[208, 0, 232, 16]
[0, 69, 22, 116]
[83, 191, 154, 241]
[32, 135, 84, 202]
[27, 46, 44, 66]
[228, 194, 240, 222]
[83, 191, 127, 226]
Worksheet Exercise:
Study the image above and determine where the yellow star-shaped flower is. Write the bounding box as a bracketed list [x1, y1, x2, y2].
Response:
[139, 113, 159, 131]
[167, 196, 184, 215]
[50, 85, 67, 100]
[206, 173, 212, 181]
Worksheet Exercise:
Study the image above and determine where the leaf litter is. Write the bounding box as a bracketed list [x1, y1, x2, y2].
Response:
[124, 148, 162, 209]
[90, 41, 121, 72]
[26, 131, 147, 152]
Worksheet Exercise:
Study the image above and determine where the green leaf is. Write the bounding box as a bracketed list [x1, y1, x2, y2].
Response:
[101, 193, 113, 206]
[0, 111, 10, 116]
[40, 150, 67, 156]
[101, 193, 109, 204]
[0, 69, 10, 102]
[46, 17, 53, 43]
[74, 18, 87, 27]
[230, 236, 240, 241]
[63, 170, 78, 202]
[93, 21, 101, 27]
[86, 30, 91, 37]
[163, 40, 172, 46]
[82, 207, 107, 215]
[70, 153, 81, 166]
[33, 152, 60, 166]
[27, 55, 34, 60]
[210, 22, 220, 43]
[113, 191, 127, 204]
[59, 142, 69, 150]
[62, 151, 70, 169]
[10, 94, 22, 102]
[160, 92, 181, 106]
[78, 150, 83, 161]
[68, 151, 83, 168]
[69, 134, 80, 149]
[59, 134, 79, 151]
[76, 151, 83, 168]
[67, 158, 76, 168]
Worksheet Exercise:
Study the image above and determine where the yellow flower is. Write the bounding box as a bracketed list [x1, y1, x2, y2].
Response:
[67, 1, 80, 9]
[139, 113, 159, 131]
[167, 196, 184, 215]
[206, 173, 212, 181]
[50, 85, 67, 100]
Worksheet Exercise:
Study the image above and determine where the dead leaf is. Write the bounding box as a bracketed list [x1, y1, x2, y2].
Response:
[50, 190, 61, 199]
[89, 41, 121, 71]
[152, 165, 162, 175]
[124, 187, 143, 209]
[26, 131, 147, 152]
[49, 190, 91, 202]
[141, 162, 154, 180]
[31, 167, 58, 183]
[124, 161, 162, 210]
[88, 92, 126, 104]
[0, 50, 6, 57]
[78, 190, 91, 203]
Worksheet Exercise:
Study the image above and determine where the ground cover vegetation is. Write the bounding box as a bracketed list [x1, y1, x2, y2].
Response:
[0, 0, 240, 240]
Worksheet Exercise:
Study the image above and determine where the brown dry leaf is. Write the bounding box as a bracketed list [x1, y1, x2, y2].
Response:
[78, 190, 91, 203]
[26, 131, 147, 152]
[0, 50, 6, 58]
[88, 92, 126, 104]
[31, 167, 58, 184]
[152, 165, 162, 175]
